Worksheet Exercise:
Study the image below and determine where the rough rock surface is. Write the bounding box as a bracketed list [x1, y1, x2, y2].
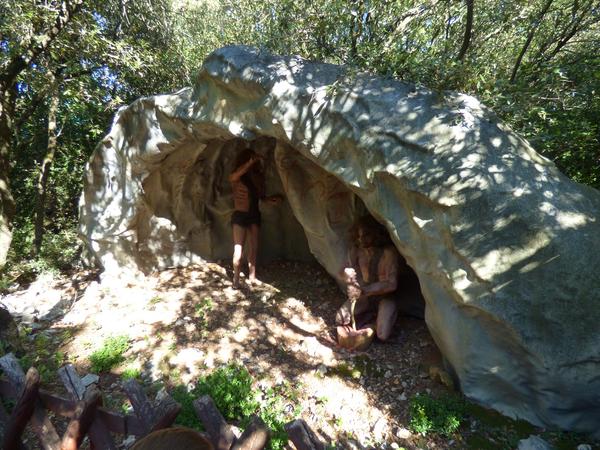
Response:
[79, 45, 600, 436]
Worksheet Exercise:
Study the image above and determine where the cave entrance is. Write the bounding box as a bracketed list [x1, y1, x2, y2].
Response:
[142, 133, 425, 318]
[189, 134, 425, 318]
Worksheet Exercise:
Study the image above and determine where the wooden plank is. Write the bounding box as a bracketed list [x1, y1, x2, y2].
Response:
[2, 367, 40, 450]
[39, 388, 148, 436]
[149, 392, 181, 433]
[124, 379, 180, 436]
[0, 354, 61, 450]
[230, 415, 270, 450]
[0, 386, 27, 450]
[193, 395, 237, 450]
[61, 385, 101, 450]
[58, 365, 86, 400]
[123, 379, 155, 435]
[284, 419, 325, 450]
[58, 364, 117, 449]
[95, 408, 147, 436]
[0, 353, 26, 391]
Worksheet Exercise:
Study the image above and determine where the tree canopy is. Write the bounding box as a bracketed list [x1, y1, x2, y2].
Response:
[0, 0, 599, 276]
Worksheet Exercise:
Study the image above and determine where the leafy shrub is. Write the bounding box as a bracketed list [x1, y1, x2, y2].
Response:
[89, 335, 130, 373]
[18, 333, 66, 383]
[172, 364, 300, 450]
[171, 384, 204, 431]
[409, 393, 466, 436]
[39, 228, 81, 270]
[195, 363, 260, 421]
[121, 366, 141, 380]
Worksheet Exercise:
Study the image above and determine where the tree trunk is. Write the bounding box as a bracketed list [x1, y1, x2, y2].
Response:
[33, 72, 60, 255]
[0, 87, 16, 266]
[457, 0, 474, 61]
[0, 0, 84, 267]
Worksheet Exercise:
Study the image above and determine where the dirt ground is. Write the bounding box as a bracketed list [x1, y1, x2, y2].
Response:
[2, 261, 598, 449]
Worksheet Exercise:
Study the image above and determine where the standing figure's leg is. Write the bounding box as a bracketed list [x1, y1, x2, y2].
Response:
[232, 224, 247, 288]
[376, 298, 399, 341]
[247, 224, 260, 282]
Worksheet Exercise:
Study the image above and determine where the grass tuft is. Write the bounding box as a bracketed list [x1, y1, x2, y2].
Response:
[409, 393, 466, 436]
[89, 335, 130, 373]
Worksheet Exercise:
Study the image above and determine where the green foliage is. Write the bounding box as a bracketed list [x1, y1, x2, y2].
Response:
[121, 366, 141, 381]
[171, 364, 300, 450]
[195, 297, 214, 328]
[171, 384, 205, 431]
[2, 0, 599, 274]
[196, 363, 260, 421]
[18, 332, 66, 383]
[409, 393, 466, 437]
[89, 335, 130, 373]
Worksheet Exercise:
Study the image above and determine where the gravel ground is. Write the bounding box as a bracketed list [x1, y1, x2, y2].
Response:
[2, 261, 598, 450]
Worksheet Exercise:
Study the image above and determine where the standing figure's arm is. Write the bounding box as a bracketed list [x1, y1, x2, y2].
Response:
[229, 155, 260, 182]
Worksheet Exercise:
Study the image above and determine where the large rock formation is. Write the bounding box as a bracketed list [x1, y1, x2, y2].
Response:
[79, 46, 600, 436]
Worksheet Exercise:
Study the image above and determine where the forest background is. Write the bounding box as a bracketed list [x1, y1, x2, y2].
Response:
[0, 0, 598, 281]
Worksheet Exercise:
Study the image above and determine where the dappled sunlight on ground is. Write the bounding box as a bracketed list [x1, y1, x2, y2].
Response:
[2, 261, 454, 448]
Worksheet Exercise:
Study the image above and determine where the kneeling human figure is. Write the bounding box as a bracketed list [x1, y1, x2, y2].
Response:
[336, 215, 409, 349]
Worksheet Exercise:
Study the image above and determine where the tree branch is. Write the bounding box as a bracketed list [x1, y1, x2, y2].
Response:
[0, 0, 84, 92]
[510, 0, 554, 83]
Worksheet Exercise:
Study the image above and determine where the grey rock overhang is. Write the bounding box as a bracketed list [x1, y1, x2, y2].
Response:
[79, 45, 600, 436]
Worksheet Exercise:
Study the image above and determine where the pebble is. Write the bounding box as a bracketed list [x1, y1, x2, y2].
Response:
[397, 392, 407, 401]
[577, 446, 592, 450]
[81, 374, 99, 386]
[396, 427, 411, 439]
[384, 370, 392, 378]
[517, 435, 553, 450]
[371, 416, 387, 440]
[122, 435, 136, 448]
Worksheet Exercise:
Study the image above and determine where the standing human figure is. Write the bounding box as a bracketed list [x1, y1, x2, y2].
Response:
[229, 145, 279, 288]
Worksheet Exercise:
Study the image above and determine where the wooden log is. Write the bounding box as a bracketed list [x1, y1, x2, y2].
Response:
[124, 379, 156, 435]
[149, 392, 181, 433]
[1, 380, 148, 437]
[193, 395, 237, 450]
[230, 415, 270, 450]
[124, 379, 180, 436]
[0, 372, 29, 450]
[0, 353, 26, 391]
[0, 354, 61, 450]
[284, 419, 325, 450]
[3, 367, 40, 450]
[58, 364, 86, 399]
[59, 364, 117, 450]
[61, 385, 101, 450]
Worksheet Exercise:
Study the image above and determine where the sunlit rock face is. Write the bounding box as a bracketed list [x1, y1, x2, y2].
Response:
[80, 45, 600, 436]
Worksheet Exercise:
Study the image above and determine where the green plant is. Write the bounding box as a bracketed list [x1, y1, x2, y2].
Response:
[89, 335, 130, 373]
[257, 382, 302, 450]
[196, 363, 259, 421]
[149, 296, 163, 305]
[409, 393, 466, 437]
[171, 384, 204, 430]
[195, 297, 214, 327]
[171, 364, 301, 450]
[121, 366, 141, 380]
[17, 333, 65, 383]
